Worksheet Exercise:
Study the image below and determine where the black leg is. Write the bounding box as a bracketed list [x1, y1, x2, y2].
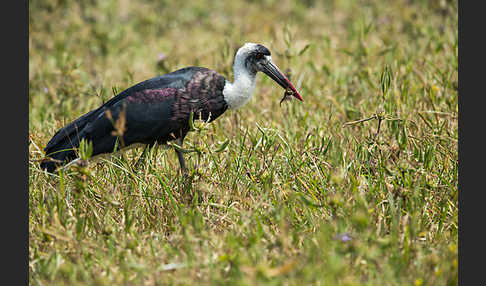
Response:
[134, 144, 149, 171]
[174, 137, 187, 174]
[176, 149, 187, 174]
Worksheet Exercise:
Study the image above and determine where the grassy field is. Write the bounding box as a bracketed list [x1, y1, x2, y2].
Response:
[29, 0, 458, 285]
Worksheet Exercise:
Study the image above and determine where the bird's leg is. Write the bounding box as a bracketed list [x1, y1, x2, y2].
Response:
[176, 149, 187, 174]
[174, 136, 194, 204]
[174, 137, 188, 174]
[133, 144, 150, 171]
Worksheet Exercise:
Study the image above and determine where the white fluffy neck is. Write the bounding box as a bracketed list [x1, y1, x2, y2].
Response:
[223, 47, 258, 110]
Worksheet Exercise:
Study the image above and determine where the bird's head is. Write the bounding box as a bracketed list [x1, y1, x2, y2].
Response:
[235, 43, 303, 102]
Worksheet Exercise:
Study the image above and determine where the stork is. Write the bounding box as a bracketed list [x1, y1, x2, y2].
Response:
[40, 43, 303, 173]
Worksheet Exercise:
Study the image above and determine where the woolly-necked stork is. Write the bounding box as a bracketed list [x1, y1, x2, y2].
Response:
[40, 43, 303, 173]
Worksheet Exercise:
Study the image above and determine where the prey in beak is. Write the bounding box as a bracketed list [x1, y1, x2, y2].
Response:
[280, 87, 297, 106]
[258, 56, 304, 102]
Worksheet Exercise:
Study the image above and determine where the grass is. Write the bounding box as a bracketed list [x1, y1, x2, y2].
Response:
[29, 0, 458, 285]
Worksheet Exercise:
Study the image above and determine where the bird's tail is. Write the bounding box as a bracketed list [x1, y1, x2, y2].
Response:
[39, 160, 59, 174]
[40, 142, 79, 173]
[40, 109, 99, 173]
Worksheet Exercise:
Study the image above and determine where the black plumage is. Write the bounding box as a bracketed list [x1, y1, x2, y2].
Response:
[41, 67, 227, 173]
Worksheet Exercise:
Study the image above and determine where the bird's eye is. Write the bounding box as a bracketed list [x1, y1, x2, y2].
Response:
[255, 53, 264, 60]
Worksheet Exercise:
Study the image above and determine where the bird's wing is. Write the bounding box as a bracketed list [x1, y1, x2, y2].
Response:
[44, 66, 216, 154]
[102, 66, 210, 108]
[65, 68, 229, 155]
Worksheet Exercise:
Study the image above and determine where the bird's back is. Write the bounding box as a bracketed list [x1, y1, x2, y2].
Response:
[41, 66, 228, 172]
